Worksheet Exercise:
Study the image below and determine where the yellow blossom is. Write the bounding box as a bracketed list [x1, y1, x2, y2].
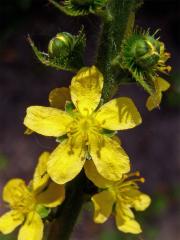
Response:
[24, 66, 142, 184]
[84, 160, 151, 234]
[146, 77, 170, 111]
[146, 42, 171, 111]
[0, 152, 65, 240]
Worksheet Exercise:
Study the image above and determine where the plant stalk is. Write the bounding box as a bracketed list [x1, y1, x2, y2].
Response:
[47, 172, 86, 240]
[47, 1, 143, 239]
[97, 0, 143, 101]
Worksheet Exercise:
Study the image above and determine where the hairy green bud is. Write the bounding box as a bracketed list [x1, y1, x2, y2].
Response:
[28, 28, 86, 71]
[48, 32, 74, 58]
[119, 29, 171, 95]
[132, 36, 161, 68]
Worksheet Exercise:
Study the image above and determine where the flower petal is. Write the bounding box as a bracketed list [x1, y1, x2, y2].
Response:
[49, 87, 71, 109]
[84, 160, 113, 189]
[36, 182, 65, 208]
[95, 97, 142, 130]
[18, 212, 43, 240]
[32, 152, 50, 192]
[146, 93, 162, 111]
[3, 179, 30, 207]
[146, 77, 170, 111]
[157, 77, 170, 92]
[24, 106, 73, 137]
[133, 193, 151, 211]
[0, 211, 24, 234]
[92, 190, 115, 223]
[115, 203, 142, 234]
[70, 66, 103, 116]
[89, 134, 130, 181]
[47, 137, 85, 184]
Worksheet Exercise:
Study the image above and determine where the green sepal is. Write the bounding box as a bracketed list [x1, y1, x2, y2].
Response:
[56, 134, 68, 143]
[49, 0, 108, 17]
[36, 205, 51, 219]
[65, 101, 75, 114]
[27, 28, 86, 72]
[48, 32, 75, 58]
[117, 28, 167, 95]
[100, 129, 117, 137]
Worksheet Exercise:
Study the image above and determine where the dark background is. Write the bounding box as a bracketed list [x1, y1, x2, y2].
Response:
[0, 0, 179, 239]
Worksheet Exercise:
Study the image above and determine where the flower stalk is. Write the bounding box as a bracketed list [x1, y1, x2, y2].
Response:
[0, 0, 171, 239]
[97, 0, 143, 101]
[47, 172, 87, 240]
[46, 1, 143, 239]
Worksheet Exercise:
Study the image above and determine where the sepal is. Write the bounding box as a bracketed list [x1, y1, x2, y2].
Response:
[49, 0, 108, 17]
[36, 205, 51, 219]
[28, 29, 86, 72]
[65, 101, 75, 114]
[118, 28, 171, 96]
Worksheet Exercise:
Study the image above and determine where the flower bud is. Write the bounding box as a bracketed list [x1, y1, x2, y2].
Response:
[48, 32, 74, 58]
[131, 36, 161, 68]
[121, 30, 171, 97]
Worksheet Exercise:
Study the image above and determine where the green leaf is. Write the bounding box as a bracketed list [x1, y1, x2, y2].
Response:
[36, 205, 51, 219]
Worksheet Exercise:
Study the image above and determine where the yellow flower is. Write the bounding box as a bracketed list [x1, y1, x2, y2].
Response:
[146, 42, 171, 111]
[0, 152, 65, 240]
[24, 66, 142, 184]
[146, 77, 170, 111]
[84, 160, 151, 234]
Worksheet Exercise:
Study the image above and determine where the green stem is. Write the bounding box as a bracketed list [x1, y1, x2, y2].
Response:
[47, 1, 143, 240]
[47, 172, 86, 240]
[97, 0, 143, 101]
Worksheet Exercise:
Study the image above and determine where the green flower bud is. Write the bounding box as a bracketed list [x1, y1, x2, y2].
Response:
[48, 32, 74, 58]
[131, 36, 161, 68]
[120, 29, 171, 96]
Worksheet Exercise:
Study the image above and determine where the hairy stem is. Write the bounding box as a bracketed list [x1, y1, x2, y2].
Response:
[97, 0, 143, 101]
[47, 172, 86, 240]
[47, 1, 143, 239]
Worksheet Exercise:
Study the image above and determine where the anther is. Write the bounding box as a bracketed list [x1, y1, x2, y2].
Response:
[140, 177, 145, 183]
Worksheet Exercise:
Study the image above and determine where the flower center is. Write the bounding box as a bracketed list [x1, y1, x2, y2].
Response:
[79, 118, 92, 132]
[68, 114, 100, 139]
[10, 187, 36, 214]
[110, 172, 145, 202]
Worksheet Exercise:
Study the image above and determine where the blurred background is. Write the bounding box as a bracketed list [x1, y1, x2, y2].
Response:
[0, 0, 179, 239]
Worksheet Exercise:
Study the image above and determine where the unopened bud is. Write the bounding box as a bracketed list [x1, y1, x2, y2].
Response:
[48, 32, 74, 58]
[132, 36, 161, 68]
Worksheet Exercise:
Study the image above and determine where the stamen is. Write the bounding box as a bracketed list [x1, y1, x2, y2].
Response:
[165, 52, 171, 58]
[140, 177, 145, 183]
[116, 172, 145, 192]
[125, 171, 140, 178]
